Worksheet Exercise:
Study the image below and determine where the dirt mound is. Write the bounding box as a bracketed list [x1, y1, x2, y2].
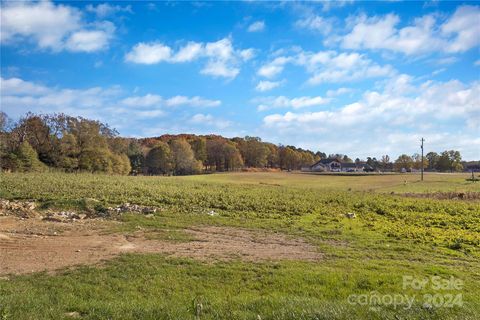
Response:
[0, 217, 321, 275]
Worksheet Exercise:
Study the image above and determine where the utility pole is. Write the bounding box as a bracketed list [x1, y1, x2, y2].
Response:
[420, 137, 425, 181]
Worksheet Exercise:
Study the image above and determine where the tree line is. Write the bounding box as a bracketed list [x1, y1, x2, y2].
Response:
[0, 112, 470, 175]
[0, 113, 325, 175]
[361, 152, 465, 172]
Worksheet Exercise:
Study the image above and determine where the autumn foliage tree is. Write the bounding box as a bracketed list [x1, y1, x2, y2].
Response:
[3, 112, 465, 176]
[145, 142, 173, 175]
[170, 139, 202, 175]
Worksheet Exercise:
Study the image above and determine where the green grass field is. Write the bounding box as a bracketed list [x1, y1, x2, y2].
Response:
[1, 171, 479, 319]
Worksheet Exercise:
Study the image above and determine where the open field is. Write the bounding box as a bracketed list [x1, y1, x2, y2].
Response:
[1, 172, 479, 319]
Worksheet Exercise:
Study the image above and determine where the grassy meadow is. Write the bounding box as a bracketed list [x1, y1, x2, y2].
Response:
[0, 171, 479, 319]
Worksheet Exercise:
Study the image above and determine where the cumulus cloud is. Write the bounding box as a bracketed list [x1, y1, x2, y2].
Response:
[254, 95, 330, 111]
[190, 113, 232, 129]
[164, 96, 221, 107]
[0, 76, 223, 133]
[201, 38, 240, 78]
[125, 38, 253, 79]
[326, 87, 353, 97]
[121, 94, 220, 108]
[441, 5, 480, 53]
[295, 15, 332, 35]
[121, 94, 163, 107]
[321, 0, 354, 12]
[1, 80, 121, 120]
[302, 51, 394, 84]
[257, 49, 394, 84]
[0, 1, 114, 52]
[65, 21, 115, 52]
[261, 75, 480, 158]
[341, 5, 480, 55]
[85, 3, 132, 17]
[257, 56, 292, 78]
[255, 80, 284, 92]
[247, 21, 265, 32]
[239, 48, 256, 61]
[0, 77, 51, 96]
[170, 42, 203, 62]
[125, 43, 173, 64]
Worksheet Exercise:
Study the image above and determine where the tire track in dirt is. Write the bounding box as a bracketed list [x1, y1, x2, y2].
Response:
[0, 217, 322, 275]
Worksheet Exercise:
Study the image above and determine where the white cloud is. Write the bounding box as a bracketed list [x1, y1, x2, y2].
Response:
[341, 14, 443, 55]
[257, 49, 394, 84]
[261, 75, 480, 158]
[190, 113, 232, 129]
[341, 5, 480, 55]
[204, 38, 234, 60]
[171, 42, 203, 62]
[121, 94, 162, 107]
[85, 3, 132, 17]
[0, 1, 114, 52]
[441, 5, 480, 53]
[201, 61, 239, 78]
[125, 42, 172, 64]
[303, 51, 395, 84]
[435, 57, 458, 65]
[257, 56, 291, 78]
[121, 94, 221, 108]
[0, 77, 51, 96]
[165, 96, 221, 107]
[125, 37, 252, 79]
[201, 38, 240, 78]
[239, 48, 256, 61]
[326, 87, 353, 97]
[295, 15, 332, 35]
[1, 76, 223, 130]
[254, 95, 330, 111]
[247, 21, 265, 32]
[321, 0, 354, 12]
[1, 83, 121, 120]
[255, 80, 284, 92]
[65, 29, 112, 52]
[475, 60, 480, 67]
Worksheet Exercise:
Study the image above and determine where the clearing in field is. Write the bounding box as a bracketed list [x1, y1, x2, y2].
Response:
[0, 172, 479, 319]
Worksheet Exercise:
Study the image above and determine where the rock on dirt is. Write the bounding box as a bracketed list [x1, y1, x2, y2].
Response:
[43, 211, 83, 222]
[0, 198, 160, 222]
[0, 199, 37, 218]
[345, 212, 356, 219]
[106, 203, 158, 215]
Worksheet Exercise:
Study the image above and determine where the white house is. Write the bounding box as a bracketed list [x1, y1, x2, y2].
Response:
[304, 159, 371, 172]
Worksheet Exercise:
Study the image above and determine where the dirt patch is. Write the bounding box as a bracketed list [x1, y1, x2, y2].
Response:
[400, 191, 480, 200]
[0, 216, 321, 275]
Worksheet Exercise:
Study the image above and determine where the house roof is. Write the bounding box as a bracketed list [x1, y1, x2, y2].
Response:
[311, 158, 342, 169]
[341, 163, 357, 168]
[316, 158, 341, 165]
[311, 159, 370, 169]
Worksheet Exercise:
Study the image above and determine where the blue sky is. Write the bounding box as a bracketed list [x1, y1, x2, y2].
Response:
[1, 1, 479, 160]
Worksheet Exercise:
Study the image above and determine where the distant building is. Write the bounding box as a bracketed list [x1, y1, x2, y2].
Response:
[303, 159, 372, 172]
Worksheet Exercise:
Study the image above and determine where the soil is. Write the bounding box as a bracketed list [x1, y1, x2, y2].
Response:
[0, 216, 321, 275]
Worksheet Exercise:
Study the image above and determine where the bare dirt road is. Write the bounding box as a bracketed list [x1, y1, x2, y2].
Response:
[0, 216, 321, 275]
